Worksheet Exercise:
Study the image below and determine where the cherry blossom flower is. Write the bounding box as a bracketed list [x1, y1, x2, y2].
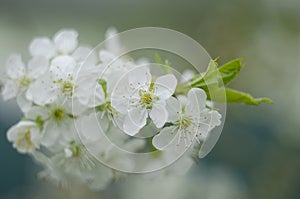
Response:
[29, 29, 78, 59]
[111, 66, 177, 136]
[152, 88, 221, 150]
[7, 121, 42, 153]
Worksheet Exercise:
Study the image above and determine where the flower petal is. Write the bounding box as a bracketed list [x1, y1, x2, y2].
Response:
[72, 46, 98, 65]
[128, 66, 151, 91]
[180, 70, 194, 83]
[25, 106, 50, 120]
[185, 88, 207, 118]
[6, 54, 25, 79]
[50, 55, 76, 80]
[152, 126, 178, 150]
[26, 74, 59, 105]
[105, 27, 122, 55]
[154, 74, 177, 100]
[123, 114, 143, 136]
[201, 110, 222, 130]
[128, 107, 148, 127]
[99, 50, 115, 63]
[53, 29, 78, 54]
[149, 103, 168, 128]
[111, 76, 131, 114]
[17, 93, 32, 113]
[75, 74, 105, 108]
[27, 56, 49, 78]
[41, 121, 61, 147]
[1, 80, 18, 100]
[166, 97, 181, 122]
[29, 37, 55, 59]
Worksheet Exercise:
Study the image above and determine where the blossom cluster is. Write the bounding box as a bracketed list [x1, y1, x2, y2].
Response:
[0, 28, 221, 189]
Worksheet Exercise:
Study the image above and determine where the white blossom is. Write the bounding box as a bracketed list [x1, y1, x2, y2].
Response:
[111, 66, 177, 136]
[1, 54, 48, 100]
[7, 121, 42, 153]
[29, 29, 78, 59]
[152, 88, 221, 150]
[26, 55, 76, 105]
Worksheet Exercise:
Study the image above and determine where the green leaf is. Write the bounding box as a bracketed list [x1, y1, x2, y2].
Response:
[189, 58, 243, 88]
[217, 58, 243, 86]
[206, 57, 219, 74]
[209, 88, 273, 105]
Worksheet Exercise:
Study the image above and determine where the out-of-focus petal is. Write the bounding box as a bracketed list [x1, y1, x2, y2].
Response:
[6, 54, 25, 79]
[53, 29, 78, 54]
[29, 37, 55, 59]
[27, 56, 49, 78]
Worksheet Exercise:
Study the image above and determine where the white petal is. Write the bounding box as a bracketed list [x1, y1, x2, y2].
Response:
[1, 80, 18, 100]
[111, 76, 130, 114]
[128, 107, 147, 127]
[201, 110, 222, 130]
[76, 113, 103, 142]
[6, 54, 25, 79]
[75, 74, 105, 107]
[185, 88, 207, 118]
[26, 74, 59, 105]
[123, 114, 143, 136]
[99, 50, 115, 63]
[152, 126, 178, 150]
[29, 37, 55, 59]
[7, 121, 39, 153]
[25, 106, 50, 120]
[180, 70, 194, 83]
[27, 56, 49, 78]
[149, 103, 168, 128]
[154, 74, 177, 100]
[41, 121, 61, 147]
[72, 46, 98, 65]
[128, 66, 151, 91]
[166, 97, 181, 122]
[17, 93, 32, 113]
[105, 27, 121, 55]
[50, 55, 76, 80]
[53, 29, 78, 54]
[30, 127, 43, 147]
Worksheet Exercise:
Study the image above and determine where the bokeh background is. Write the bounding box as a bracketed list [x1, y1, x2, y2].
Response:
[0, 0, 299, 199]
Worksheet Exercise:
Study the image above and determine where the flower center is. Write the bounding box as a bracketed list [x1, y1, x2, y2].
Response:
[52, 108, 65, 121]
[17, 130, 33, 150]
[139, 90, 158, 109]
[20, 76, 32, 87]
[175, 115, 192, 130]
[66, 141, 83, 158]
[62, 81, 74, 95]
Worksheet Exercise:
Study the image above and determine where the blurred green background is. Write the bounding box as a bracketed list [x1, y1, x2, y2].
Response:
[0, 0, 299, 199]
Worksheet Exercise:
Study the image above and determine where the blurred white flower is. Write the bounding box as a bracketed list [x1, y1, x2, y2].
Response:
[7, 121, 42, 153]
[25, 98, 77, 148]
[1, 54, 48, 100]
[29, 29, 78, 59]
